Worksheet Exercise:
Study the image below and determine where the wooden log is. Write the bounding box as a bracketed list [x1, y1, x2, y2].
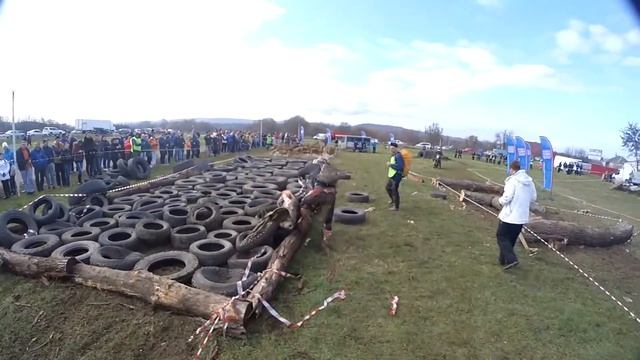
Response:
[525, 220, 634, 247]
[0, 248, 247, 335]
[246, 210, 312, 317]
[106, 167, 202, 200]
[437, 178, 503, 195]
[460, 191, 546, 215]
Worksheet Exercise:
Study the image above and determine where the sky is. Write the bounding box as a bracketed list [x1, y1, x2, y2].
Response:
[0, 0, 639, 158]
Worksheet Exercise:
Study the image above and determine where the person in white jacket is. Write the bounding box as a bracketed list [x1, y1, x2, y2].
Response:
[496, 160, 537, 270]
[0, 152, 11, 198]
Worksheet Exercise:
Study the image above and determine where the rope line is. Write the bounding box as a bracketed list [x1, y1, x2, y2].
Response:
[408, 171, 640, 326]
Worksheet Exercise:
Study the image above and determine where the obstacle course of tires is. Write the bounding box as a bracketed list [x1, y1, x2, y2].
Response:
[0, 155, 312, 297]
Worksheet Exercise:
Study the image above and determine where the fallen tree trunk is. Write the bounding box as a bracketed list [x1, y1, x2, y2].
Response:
[0, 248, 247, 336]
[246, 206, 312, 317]
[524, 220, 634, 247]
[106, 167, 202, 200]
[460, 190, 546, 215]
[436, 177, 503, 195]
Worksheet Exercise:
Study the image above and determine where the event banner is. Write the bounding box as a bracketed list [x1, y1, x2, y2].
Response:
[299, 126, 304, 143]
[515, 136, 527, 170]
[506, 135, 516, 175]
[326, 128, 331, 145]
[540, 136, 554, 190]
[525, 141, 532, 171]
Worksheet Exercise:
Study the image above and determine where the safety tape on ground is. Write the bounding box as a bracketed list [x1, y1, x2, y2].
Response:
[545, 206, 624, 222]
[190, 267, 303, 360]
[257, 290, 346, 330]
[430, 178, 640, 327]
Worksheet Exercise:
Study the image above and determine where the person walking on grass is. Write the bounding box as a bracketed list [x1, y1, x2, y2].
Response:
[31, 143, 48, 192]
[42, 139, 56, 189]
[385, 142, 404, 211]
[496, 160, 537, 270]
[0, 152, 12, 199]
[16, 141, 36, 194]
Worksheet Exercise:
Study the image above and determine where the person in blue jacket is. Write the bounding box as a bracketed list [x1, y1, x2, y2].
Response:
[385, 143, 404, 211]
[31, 143, 49, 192]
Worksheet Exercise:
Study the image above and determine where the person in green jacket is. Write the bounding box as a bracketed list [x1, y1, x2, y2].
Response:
[131, 133, 142, 158]
[266, 134, 274, 150]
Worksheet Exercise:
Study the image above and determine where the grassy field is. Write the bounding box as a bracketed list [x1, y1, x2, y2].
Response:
[1, 150, 640, 359]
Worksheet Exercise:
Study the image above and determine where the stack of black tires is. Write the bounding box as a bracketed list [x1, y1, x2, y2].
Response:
[0, 155, 308, 297]
[98, 157, 152, 184]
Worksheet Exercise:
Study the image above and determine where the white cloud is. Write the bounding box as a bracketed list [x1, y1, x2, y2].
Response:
[622, 56, 640, 66]
[0, 0, 566, 136]
[554, 19, 640, 63]
[476, 0, 501, 7]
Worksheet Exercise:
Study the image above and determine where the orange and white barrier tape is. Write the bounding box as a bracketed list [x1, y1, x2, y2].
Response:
[257, 290, 346, 330]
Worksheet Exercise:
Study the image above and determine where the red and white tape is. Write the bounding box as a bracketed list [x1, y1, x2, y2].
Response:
[389, 296, 399, 316]
[257, 290, 346, 330]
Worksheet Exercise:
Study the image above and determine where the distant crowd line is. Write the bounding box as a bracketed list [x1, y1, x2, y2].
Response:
[0, 128, 302, 198]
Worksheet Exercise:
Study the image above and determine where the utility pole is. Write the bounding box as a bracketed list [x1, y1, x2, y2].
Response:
[11, 90, 20, 196]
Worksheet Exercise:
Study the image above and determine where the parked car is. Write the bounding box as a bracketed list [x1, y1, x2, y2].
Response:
[42, 127, 65, 136]
[70, 129, 83, 136]
[415, 142, 431, 149]
[0, 130, 25, 139]
[27, 129, 43, 136]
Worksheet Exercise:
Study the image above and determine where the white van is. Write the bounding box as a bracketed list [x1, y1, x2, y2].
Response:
[43, 127, 65, 136]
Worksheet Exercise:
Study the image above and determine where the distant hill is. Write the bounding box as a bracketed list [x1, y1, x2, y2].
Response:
[192, 118, 256, 125]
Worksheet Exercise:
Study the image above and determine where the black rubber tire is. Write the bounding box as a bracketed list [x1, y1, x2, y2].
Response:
[211, 190, 237, 200]
[207, 229, 239, 246]
[39, 221, 74, 237]
[175, 178, 204, 187]
[146, 193, 170, 202]
[261, 176, 288, 191]
[0, 210, 40, 248]
[197, 197, 226, 209]
[134, 219, 171, 246]
[223, 197, 252, 209]
[51, 240, 100, 264]
[194, 183, 224, 192]
[163, 206, 189, 228]
[132, 197, 164, 212]
[114, 175, 130, 188]
[61, 227, 102, 244]
[27, 196, 61, 226]
[187, 204, 222, 231]
[234, 194, 255, 201]
[334, 207, 366, 225]
[84, 194, 109, 208]
[220, 187, 242, 195]
[171, 224, 207, 250]
[192, 267, 258, 296]
[286, 182, 304, 193]
[173, 159, 195, 173]
[242, 182, 279, 195]
[98, 227, 140, 250]
[222, 216, 258, 233]
[244, 198, 277, 217]
[346, 191, 370, 203]
[133, 251, 199, 283]
[164, 197, 187, 206]
[226, 179, 251, 188]
[154, 188, 180, 198]
[82, 217, 118, 232]
[431, 191, 448, 200]
[218, 207, 245, 221]
[273, 169, 300, 178]
[148, 208, 164, 220]
[180, 193, 200, 204]
[90, 246, 144, 270]
[117, 159, 130, 177]
[252, 189, 281, 200]
[112, 196, 139, 207]
[189, 239, 234, 266]
[102, 204, 132, 218]
[53, 202, 70, 222]
[69, 205, 104, 226]
[163, 203, 188, 212]
[227, 245, 274, 272]
[70, 179, 108, 206]
[234, 229, 276, 252]
[11, 234, 62, 257]
[117, 211, 155, 228]
[127, 157, 151, 180]
[205, 172, 227, 184]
